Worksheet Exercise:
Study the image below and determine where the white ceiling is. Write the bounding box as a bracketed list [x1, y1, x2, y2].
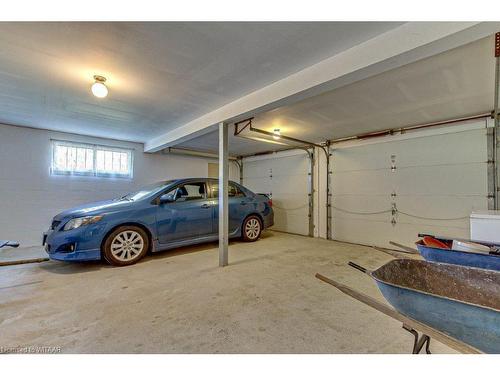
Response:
[179, 36, 495, 156]
[0, 22, 403, 142]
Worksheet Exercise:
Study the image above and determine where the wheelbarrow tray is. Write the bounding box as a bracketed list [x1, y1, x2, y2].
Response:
[415, 239, 500, 271]
[371, 259, 500, 353]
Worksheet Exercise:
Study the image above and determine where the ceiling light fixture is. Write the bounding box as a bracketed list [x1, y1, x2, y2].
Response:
[91, 75, 108, 98]
[273, 128, 281, 140]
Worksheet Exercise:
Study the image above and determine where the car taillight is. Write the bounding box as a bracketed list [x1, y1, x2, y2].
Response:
[268, 199, 272, 207]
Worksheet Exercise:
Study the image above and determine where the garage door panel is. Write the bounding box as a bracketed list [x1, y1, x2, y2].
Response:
[271, 176, 308, 195]
[272, 193, 309, 206]
[333, 194, 484, 230]
[243, 154, 309, 235]
[394, 164, 488, 195]
[333, 216, 470, 250]
[270, 155, 309, 176]
[394, 195, 487, 221]
[331, 126, 488, 248]
[333, 164, 487, 197]
[244, 162, 271, 178]
[332, 169, 393, 195]
[394, 129, 488, 166]
[244, 176, 271, 194]
[333, 127, 487, 172]
[273, 210, 309, 235]
[333, 195, 391, 216]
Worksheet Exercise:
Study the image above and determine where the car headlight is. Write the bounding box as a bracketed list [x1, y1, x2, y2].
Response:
[63, 215, 103, 231]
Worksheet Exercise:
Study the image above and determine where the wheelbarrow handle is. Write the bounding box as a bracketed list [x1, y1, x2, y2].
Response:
[348, 261, 368, 274]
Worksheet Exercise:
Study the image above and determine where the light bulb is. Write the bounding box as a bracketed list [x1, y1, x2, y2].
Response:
[91, 75, 108, 98]
[273, 128, 281, 140]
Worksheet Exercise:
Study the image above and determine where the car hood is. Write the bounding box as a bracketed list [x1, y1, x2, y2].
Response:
[54, 199, 134, 221]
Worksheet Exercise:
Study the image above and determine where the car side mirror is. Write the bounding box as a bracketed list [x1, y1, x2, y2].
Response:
[159, 194, 175, 204]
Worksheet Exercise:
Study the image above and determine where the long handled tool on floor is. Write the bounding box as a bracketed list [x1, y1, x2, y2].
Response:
[315, 270, 482, 354]
[371, 246, 412, 259]
[388, 241, 419, 254]
[370, 241, 419, 260]
[0, 240, 49, 267]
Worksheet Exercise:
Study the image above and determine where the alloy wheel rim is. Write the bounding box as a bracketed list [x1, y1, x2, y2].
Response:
[110, 230, 144, 261]
[245, 218, 260, 239]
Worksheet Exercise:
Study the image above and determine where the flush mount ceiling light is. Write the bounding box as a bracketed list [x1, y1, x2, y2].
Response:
[273, 128, 281, 140]
[91, 75, 108, 98]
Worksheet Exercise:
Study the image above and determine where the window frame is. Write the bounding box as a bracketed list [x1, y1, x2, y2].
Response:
[209, 180, 246, 198]
[158, 181, 209, 204]
[50, 139, 134, 179]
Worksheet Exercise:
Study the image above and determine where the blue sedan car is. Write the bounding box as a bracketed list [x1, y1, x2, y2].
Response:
[43, 178, 274, 266]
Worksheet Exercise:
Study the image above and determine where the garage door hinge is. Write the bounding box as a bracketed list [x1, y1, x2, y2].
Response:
[391, 203, 398, 216]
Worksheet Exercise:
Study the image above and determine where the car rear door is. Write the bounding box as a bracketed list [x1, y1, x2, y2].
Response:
[210, 181, 251, 235]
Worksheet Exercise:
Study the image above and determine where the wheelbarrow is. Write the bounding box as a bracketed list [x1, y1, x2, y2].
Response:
[316, 259, 500, 354]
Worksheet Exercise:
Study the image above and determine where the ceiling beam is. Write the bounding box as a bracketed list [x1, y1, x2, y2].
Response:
[145, 22, 500, 153]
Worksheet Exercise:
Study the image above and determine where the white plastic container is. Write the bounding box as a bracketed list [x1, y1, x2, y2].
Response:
[451, 240, 491, 254]
[470, 210, 500, 243]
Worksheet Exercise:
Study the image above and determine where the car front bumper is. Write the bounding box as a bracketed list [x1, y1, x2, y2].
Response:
[43, 223, 106, 262]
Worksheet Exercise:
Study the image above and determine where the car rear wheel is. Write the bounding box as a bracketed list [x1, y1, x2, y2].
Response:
[103, 226, 149, 266]
[241, 215, 262, 242]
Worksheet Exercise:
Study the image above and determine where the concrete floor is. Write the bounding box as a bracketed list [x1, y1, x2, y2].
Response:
[0, 231, 456, 354]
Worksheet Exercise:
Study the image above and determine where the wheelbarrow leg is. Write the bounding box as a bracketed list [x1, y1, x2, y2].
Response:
[403, 324, 432, 354]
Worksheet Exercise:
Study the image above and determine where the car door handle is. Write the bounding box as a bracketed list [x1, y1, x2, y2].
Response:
[240, 201, 247, 206]
[201, 203, 211, 209]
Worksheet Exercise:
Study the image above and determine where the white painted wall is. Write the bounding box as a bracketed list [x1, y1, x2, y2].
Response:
[0, 123, 239, 246]
[330, 120, 490, 249]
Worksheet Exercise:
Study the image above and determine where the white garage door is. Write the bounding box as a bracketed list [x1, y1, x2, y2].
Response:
[331, 124, 490, 249]
[243, 151, 311, 235]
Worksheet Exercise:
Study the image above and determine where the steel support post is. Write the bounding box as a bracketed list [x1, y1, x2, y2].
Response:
[218, 122, 229, 266]
[238, 157, 243, 185]
[494, 32, 500, 209]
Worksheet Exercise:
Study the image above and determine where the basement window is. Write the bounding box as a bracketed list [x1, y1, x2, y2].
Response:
[51, 140, 133, 178]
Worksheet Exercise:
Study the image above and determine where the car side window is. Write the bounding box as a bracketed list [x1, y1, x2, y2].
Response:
[212, 182, 245, 197]
[167, 182, 207, 202]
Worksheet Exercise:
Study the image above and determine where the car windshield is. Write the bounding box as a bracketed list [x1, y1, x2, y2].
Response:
[119, 180, 176, 201]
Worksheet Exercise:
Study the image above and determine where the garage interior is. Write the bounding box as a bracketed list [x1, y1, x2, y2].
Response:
[1, 21, 500, 354]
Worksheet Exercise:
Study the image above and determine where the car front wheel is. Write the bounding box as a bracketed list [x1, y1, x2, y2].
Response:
[241, 215, 262, 242]
[103, 226, 149, 266]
